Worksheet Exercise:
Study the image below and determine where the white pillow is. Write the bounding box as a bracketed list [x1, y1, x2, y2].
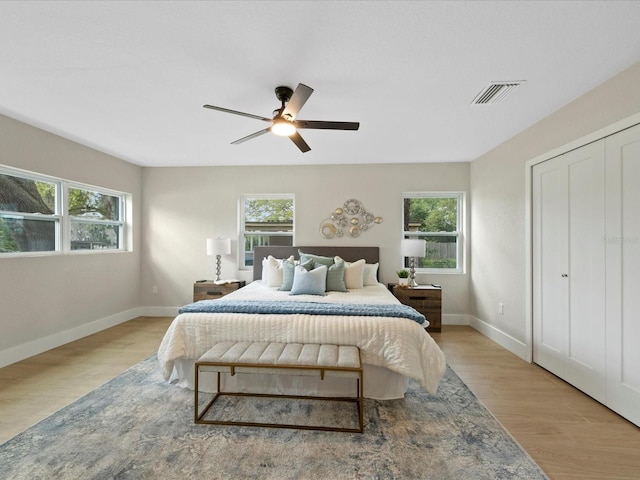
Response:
[363, 262, 379, 286]
[263, 255, 294, 287]
[335, 257, 365, 289]
[261, 257, 269, 282]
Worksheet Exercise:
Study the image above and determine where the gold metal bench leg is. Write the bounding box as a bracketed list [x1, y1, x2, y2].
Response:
[194, 352, 365, 432]
[358, 372, 364, 433]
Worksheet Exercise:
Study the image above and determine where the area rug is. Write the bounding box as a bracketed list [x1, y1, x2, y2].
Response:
[0, 355, 548, 479]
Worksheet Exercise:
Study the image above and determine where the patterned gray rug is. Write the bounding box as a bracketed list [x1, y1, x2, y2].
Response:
[0, 355, 547, 479]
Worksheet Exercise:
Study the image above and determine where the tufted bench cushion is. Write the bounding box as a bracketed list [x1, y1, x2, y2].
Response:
[197, 341, 361, 378]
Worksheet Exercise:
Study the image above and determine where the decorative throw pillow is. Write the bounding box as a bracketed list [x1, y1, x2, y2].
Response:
[279, 258, 314, 291]
[261, 257, 269, 282]
[298, 250, 335, 267]
[326, 259, 347, 292]
[363, 262, 379, 286]
[336, 257, 365, 289]
[290, 264, 327, 296]
[264, 255, 294, 287]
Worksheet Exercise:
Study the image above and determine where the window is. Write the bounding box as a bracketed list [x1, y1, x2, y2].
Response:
[402, 192, 464, 273]
[68, 186, 124, 250]
[0, 171, 59, 253]
[240, 194, 294, 268]
[0, 166, 128, 255]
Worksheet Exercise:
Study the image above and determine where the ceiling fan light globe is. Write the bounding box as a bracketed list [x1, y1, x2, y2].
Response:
[271, 121, 297, 137]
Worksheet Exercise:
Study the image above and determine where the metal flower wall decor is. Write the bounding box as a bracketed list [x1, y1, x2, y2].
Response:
[319, 199, 383, 239]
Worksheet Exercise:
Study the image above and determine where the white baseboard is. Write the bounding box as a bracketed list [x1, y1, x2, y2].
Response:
[468, 315, 528, 360]
[0, 307, 145, 369]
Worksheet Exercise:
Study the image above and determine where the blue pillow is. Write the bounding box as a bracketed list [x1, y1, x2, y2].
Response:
[326, 259, 347, 292]
[279, 258, 313, 291]
[298, 250, 335, 267]
[290, 264, 327, 296]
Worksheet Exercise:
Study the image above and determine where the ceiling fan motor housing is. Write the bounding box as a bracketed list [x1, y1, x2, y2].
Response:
[274, 86, 294, 104]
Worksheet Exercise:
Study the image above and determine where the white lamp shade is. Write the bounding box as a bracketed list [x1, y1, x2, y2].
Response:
[206, 238, 231, 256]
[401, 238, 426, 257]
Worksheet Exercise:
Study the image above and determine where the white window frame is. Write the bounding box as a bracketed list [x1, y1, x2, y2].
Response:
[239, 194, 295, 269]
[0, 165, 129, 257]
[66, 182, 127, 252]
[402, 191, 465, 274]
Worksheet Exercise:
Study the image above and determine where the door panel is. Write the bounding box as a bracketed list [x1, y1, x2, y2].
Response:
[533, 141, 606, 402]
[533, 160, 569, 375]
[605, 124, 640, 426]
[566, 144, 606, 402]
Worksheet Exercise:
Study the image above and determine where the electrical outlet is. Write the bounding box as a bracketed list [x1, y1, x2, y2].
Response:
[152, 286, 158, 294]
[498, 302, 504, 315]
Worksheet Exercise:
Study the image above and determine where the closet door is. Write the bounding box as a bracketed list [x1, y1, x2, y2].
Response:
[533, 140, 606, 403]
[605, 124, 640, 426]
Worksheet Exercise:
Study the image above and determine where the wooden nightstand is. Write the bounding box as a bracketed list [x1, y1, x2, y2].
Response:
[193, 280, 246, 302]
[389, 284, 442, 332]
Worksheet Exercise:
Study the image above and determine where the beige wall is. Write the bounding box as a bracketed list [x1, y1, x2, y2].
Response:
[470, 62, 640, 351]
[140, 162, 471, 317]
[0, 114, 142, 363]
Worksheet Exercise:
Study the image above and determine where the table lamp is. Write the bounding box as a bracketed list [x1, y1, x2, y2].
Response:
[401, 239, 426, 287]
[206, 238, 231, 282]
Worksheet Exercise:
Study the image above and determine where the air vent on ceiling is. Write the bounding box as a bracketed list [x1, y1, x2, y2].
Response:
[471, 81, 523, 105]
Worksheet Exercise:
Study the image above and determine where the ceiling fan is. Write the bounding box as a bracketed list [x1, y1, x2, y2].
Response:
[203, 83, 359, 153]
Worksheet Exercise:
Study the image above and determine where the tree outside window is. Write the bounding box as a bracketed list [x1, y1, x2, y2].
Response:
[68, 187, 122, 250]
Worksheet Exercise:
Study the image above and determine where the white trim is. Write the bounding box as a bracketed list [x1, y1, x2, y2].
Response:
[469, 315, 528, 360]
[524, 111, 640, 363]
[0, 308, 144, 368]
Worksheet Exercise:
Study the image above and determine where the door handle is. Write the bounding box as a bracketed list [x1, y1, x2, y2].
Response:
[561, 273, 568, 278]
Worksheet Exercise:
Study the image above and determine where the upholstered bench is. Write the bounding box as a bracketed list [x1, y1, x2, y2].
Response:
[194, 341, 364, 433]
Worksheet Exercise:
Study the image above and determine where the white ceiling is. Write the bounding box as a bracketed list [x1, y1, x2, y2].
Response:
[1, 1, 640, 168]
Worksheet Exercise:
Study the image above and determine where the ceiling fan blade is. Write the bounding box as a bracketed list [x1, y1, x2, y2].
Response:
[203, 104, 272, 123]
[295, 120, 360, 131]
[282, 83, 314, 120]
[230, 127, 271, 144]
[289, 131, 311, 153]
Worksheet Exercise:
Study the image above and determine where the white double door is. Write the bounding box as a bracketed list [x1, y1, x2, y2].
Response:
[532, 124, 640, 426]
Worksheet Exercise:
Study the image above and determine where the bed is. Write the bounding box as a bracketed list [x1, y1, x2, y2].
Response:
[157, 246, 446, 400]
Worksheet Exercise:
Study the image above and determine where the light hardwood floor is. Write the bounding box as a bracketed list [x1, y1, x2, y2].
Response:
[1, 320, 638, 479]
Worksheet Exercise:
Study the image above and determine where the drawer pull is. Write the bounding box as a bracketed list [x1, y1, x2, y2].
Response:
[207, 291, 223, 296]
[408, 296, 424, 300]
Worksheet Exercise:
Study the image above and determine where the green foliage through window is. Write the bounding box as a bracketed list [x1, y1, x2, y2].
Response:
[244, 198, 293, 223]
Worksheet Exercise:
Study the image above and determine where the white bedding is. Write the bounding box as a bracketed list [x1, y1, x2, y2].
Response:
[157, 281, 446, 396]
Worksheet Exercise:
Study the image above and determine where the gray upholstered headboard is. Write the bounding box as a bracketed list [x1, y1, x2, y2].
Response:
[253, 246, 380, 281]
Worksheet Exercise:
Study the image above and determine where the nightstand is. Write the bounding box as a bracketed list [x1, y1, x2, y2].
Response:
[193, 280, 246, 302]
[388, 284, 442, 332]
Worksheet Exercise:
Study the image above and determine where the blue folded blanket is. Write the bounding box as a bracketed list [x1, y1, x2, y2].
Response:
[178, 300, 426, 325]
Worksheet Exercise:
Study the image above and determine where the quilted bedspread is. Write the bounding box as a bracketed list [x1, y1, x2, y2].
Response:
[157, 282, 447, 394]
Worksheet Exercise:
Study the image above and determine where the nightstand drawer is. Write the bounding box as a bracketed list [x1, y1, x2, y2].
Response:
[389, 284, 442, 332]
[397, 295, 440, 310]
[193, 281, 246, 302]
